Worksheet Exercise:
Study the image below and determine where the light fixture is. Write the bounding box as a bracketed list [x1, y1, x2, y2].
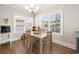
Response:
[25, 5, 39, 13]
[30, 4, 34, 8]
[25, 4, 39, 31]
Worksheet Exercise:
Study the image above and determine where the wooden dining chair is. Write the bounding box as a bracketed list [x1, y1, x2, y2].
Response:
[25, 30, 33, 54]
[21, 33, 27, 47]
[43, 32, 52, 54]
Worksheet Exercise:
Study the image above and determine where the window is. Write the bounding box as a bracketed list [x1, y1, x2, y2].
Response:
[14, 16, 25, 33]
[42, 10, 63, 35]
[25, 17, 33, 31]
[26, 21, 32, 31]
[42, 16, 49, 32]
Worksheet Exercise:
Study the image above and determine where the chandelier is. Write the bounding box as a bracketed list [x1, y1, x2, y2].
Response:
[25, 4, 39, 13]
[25, 4, 39, 31]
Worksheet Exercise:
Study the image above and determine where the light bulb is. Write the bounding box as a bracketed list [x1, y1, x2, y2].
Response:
[25, 6, 29, 10]
[34, 9, 37, 13]
[36, 6, 39, 10]
[29, 9, 32, 12]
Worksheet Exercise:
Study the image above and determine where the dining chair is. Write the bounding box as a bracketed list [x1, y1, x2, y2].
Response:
[43, 32, 52, 54]
[25, 30, 33, 54]
[21, 33, 27, 47]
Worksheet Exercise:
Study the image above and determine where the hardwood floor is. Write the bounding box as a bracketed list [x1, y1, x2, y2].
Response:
[0, 39, 76, 54]
[52, 43, 76, 54]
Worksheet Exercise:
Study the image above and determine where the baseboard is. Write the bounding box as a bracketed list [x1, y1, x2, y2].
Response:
[0, 41, 10, 45]
[10, 37, 21, 43]
[0, 39, 10, 45]
[53, 39, 76, 50]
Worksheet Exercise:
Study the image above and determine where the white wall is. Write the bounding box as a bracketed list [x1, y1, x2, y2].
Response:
[36, 4, 79, 50]
[0, 5, 32, 42]
[0, 4, 79, 50]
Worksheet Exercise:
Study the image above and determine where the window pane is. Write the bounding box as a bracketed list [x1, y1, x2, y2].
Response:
[42, 16, 49, 31]
[50, 11, 61, 33]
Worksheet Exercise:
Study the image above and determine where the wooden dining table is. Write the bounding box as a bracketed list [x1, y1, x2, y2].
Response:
[31, 32, 47, 54]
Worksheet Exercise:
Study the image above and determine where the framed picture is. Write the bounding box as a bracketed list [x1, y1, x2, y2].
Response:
[4, 18, 8, 24]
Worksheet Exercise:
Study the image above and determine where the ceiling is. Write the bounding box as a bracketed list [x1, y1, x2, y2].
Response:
[4, 4, 55, 13]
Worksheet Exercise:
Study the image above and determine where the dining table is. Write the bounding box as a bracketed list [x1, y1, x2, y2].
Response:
[31, 31, 47, 53]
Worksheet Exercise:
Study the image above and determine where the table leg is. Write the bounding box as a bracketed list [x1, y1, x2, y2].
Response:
[40, 38, 43, 54]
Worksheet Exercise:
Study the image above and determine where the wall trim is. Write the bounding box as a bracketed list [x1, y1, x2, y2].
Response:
[10, 37, 21, 44]
[53, 39, 76, 50]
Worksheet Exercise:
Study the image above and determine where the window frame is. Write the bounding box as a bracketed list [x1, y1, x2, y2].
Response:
[50, 10, 63, 35]
[41, 10, 63, 35]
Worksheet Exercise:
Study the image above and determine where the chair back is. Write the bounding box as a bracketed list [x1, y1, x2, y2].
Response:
[25, 30, 32, 53]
